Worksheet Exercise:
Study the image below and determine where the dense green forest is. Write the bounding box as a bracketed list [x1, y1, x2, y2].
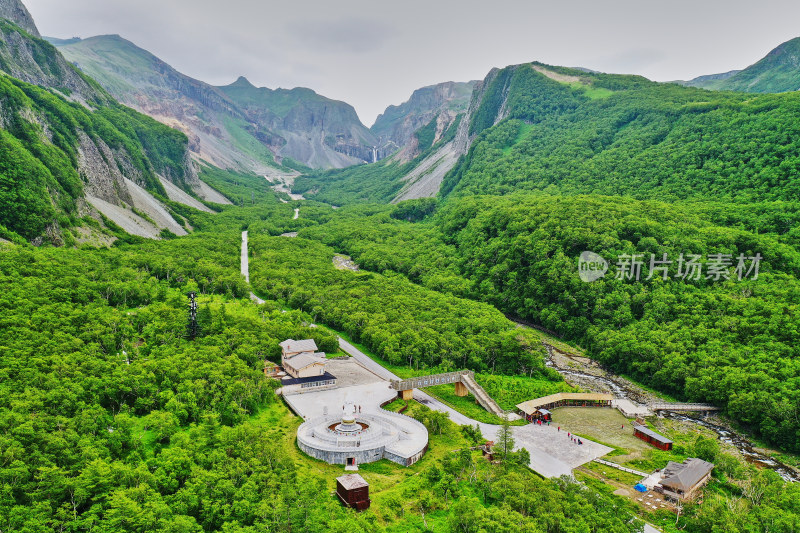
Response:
[0, 172, 650, 531]
[295, 195, 800, 452]
[248, 235, 546, 375]
[3, 13, 800, 530]
[443, 64, 800, 201]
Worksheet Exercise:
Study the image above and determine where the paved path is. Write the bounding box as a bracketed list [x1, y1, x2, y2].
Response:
[241, 231, 265, 304]
[241, 231, 249, 282]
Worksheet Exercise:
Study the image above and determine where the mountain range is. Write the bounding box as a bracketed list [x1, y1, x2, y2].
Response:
[4, 0, 800, 244]
[49, 33, 483, 174]
[52, 35, 379, 171]
[683, 36, 800, 93]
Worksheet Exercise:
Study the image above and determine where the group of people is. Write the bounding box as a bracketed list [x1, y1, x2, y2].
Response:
[551, 425, 583, 445]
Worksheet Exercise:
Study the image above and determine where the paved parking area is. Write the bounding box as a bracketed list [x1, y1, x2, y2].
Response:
[324, 358, 384, 388]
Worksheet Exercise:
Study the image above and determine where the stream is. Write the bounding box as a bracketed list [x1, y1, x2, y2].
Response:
[543, 344, 800, 482]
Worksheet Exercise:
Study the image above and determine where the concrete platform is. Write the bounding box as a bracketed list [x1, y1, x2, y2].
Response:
[614, 399, 652, 418]
[283, 381, 397, 420]
[324, 359, 384, 388]
[480, 423, 613, 478]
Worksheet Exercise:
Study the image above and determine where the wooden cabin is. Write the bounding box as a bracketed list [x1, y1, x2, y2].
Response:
[633, 422, 673, 451]
[336, 474, 370, 511]
[659, 458, 714, 501]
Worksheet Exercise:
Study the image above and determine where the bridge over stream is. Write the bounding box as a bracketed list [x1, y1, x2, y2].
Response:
[649, 402, 720, 413]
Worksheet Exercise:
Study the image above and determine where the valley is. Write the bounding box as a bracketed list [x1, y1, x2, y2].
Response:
[2, 0, 800, 531]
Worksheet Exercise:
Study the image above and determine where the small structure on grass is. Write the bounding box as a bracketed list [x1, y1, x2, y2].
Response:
[336, 474, 370, 511]
[516, 393, 614, 421]
[482, 441, 496, 461]
[263, 361, 283, 379]
[632, 422, 673, 451]
[655, 458, 714, 501]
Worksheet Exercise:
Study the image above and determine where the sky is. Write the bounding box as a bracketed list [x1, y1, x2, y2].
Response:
[24, 0, 800, 126]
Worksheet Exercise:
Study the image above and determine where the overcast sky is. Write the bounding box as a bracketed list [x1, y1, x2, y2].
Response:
[24, 0, 800, 126]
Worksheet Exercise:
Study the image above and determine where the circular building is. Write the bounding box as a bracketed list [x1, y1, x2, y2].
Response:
[297, 402, 428, 468]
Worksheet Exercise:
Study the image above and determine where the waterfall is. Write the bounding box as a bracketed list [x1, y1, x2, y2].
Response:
[372, 147, 377, 163]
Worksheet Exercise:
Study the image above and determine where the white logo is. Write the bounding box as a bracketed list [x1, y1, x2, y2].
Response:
[578, 251, 608, 282]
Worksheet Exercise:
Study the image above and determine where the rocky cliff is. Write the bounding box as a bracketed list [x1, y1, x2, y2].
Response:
[0, 20, 110, 105]
[0, 0, 38, 37]
[218, 78, 379, 168]
[372, 80, 475, 152]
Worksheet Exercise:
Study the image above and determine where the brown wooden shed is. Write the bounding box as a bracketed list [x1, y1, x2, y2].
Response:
[336, 474, 370, 511]
[633, 422, 673, 451]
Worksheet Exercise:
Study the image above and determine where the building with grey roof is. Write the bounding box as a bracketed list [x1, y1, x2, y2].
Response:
[659, 458, 714, 501]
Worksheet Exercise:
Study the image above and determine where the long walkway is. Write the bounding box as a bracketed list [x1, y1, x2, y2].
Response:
[241, 231, 265, 304]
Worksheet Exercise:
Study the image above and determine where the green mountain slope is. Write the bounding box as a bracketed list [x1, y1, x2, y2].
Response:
[442, 62, 800, 202]
[0, 13, 213, 244]
[297, 60, 800, 206]
[686, 36, 800, 93]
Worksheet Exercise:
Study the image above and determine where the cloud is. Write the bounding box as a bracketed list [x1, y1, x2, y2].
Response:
[587, 48, 667, 74]
[286, 16, 396, 55]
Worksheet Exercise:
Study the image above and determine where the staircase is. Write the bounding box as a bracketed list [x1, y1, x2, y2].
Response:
[461, 372, 505, 417]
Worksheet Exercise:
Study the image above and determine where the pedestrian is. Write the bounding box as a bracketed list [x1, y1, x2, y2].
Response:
[558, 426, 560, 432]
[621, 424, 624, 430]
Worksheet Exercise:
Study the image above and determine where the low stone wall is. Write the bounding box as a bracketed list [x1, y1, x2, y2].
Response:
[298, 440, 389, 466]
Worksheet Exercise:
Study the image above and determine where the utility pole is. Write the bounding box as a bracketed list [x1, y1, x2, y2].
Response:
[187, 291, 199, 340]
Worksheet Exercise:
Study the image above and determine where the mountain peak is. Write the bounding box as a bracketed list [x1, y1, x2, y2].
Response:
[230, 76, 256, 88]
[0, 0, 40, 37]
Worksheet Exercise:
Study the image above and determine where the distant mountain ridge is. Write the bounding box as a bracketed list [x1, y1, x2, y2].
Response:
[218, 75, 379, 168]
[683, 36, 800, 93]
[53, 35, 380, 170]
